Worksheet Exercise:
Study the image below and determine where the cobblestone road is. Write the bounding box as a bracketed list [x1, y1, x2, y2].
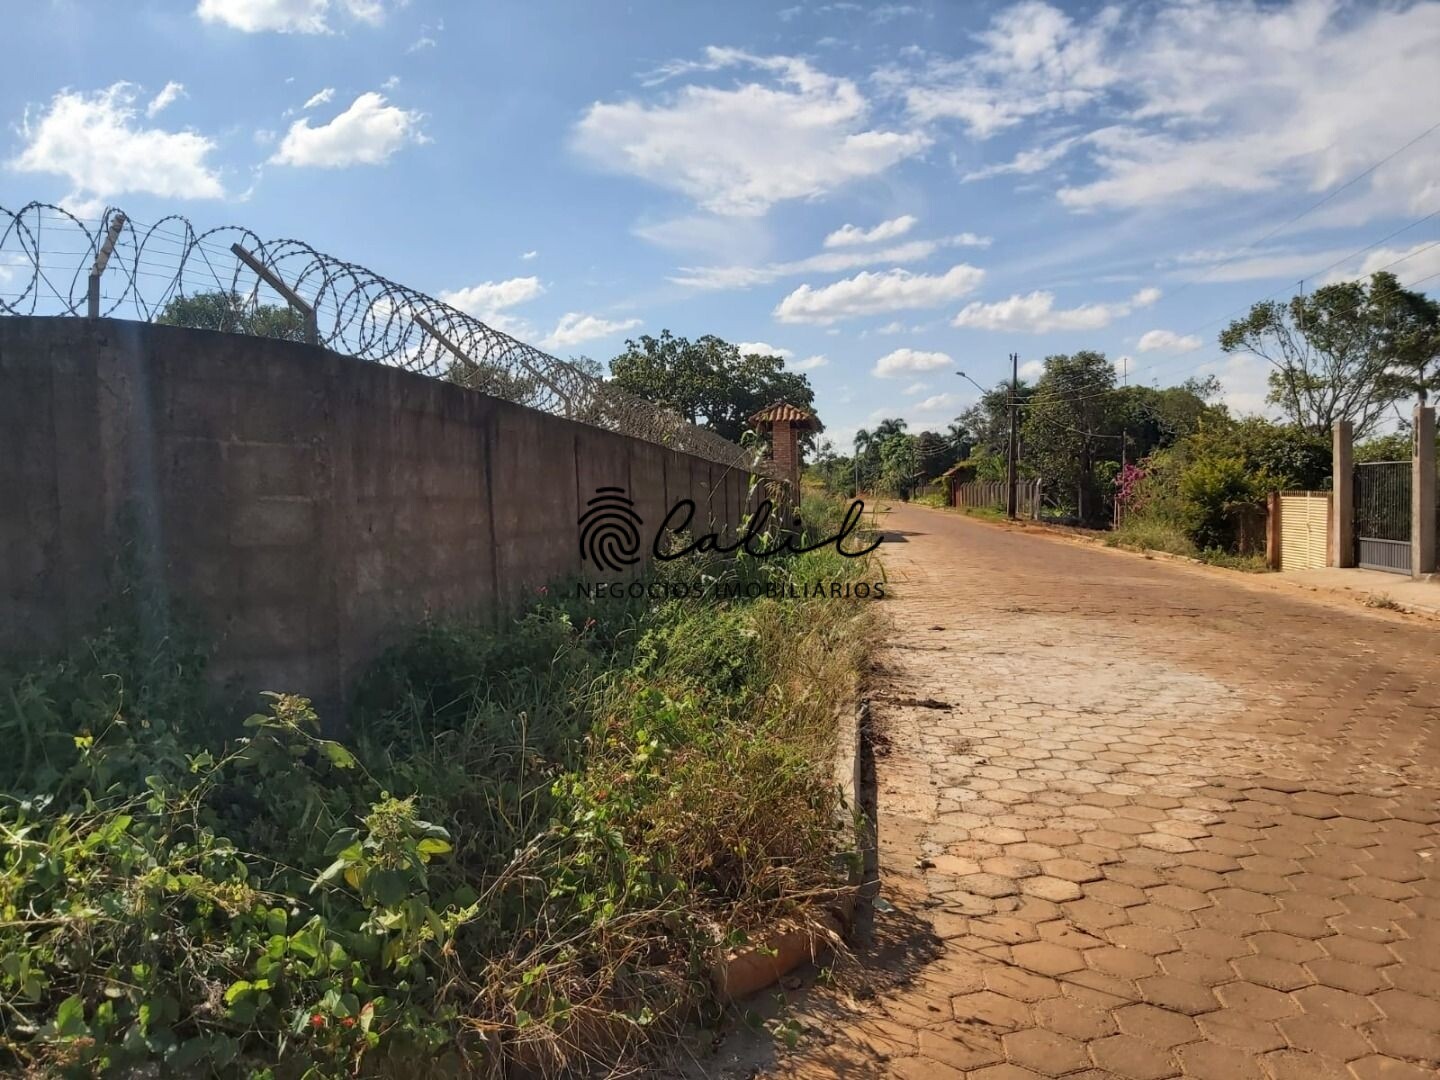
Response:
[757, 503, 1440, 1080]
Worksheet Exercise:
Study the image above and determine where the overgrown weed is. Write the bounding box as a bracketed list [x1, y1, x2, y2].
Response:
[0, 489, 877, 1077]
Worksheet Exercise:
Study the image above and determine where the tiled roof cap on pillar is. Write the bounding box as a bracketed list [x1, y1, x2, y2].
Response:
[748, 401, 821, 489]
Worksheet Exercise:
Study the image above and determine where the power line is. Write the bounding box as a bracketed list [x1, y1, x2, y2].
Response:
[1107, 206, 1440, 394]
[1159, 117, 1440, 303]
[982, 201, 1440, 415]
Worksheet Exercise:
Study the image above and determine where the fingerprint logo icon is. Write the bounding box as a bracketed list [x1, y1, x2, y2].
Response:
[579, 487, 643, 573]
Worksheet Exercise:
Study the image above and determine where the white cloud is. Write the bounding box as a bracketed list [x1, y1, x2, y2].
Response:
[1137, 329, 1202, 353]
[146, 81, 185, 118]
[914, 391, 964, 412]
[1322, 240, 1440, 289]
[198, 0, 329, 32]
[874, 347, 953, 377]
[574, 47, 929, 216]
[732, 342, 825, 369]
[776, 264, 986, 324]
[949, 232, 993, 248]
[632, 213, 773, 264]
[884, 1, 1116, 138]
[342, 0, 385, 22]
[672, 238, 941, 290]
[10, 83, 224, 203]
[953, 286, 1160, 333]
[1168, 245, 1357, 284]
[302, 87, 335, 110]
[824, 215, 918, 247]
[270, 92, 422, 167]
[963, 135, 1081, 181]
[439, 277, 544, 317]
[1196, 353, 1276, 416]
[540, 313, 642, 350]
[903, 381, 929, 395]
[520, 250, 539, 260]
[892, 1, 1440, 219]
[1170, 238, 1440, 289]
[876, 320, 909, 335]
[736, 341, 792, 358]
[196, 0, 388, 33]
[1019, 359, 1045, 379]
[872, 4, 920, 22]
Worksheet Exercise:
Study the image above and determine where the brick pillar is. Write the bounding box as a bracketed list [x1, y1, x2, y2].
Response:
[1331, 420, 1354, 567]
[1414, 405, 1436, 576]
[771, 418, 800, 489]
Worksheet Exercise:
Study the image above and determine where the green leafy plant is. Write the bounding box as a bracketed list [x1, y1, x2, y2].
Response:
[0, 493, 877, 1077]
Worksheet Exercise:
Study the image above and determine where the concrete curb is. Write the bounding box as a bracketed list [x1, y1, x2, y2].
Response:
[711, 697, 878, 1002]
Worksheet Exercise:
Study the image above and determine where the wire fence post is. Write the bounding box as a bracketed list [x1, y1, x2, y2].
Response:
[87, 212, 126, 318]
[229, 242, 318, 345]
[413, 311, 574, 414]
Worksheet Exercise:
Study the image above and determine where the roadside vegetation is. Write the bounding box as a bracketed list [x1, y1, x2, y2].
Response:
[0, 493, 875, 1078]
[808, 270, 1438, 570]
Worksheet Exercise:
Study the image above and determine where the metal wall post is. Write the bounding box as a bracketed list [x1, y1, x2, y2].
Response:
[87, 212, 126, 318]
[230, 243, 318, 345]
[1331, 420, 1355, 567]
[1413, 405, 1436, 576]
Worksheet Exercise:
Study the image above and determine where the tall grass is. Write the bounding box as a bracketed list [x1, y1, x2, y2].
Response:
[1107, 513, 1270, 572]
[0, 491, 878, 1077]
[1106, 515, 1198, 558]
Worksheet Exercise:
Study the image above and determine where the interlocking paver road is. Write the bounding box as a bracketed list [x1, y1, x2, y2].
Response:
[769, 503, 1440, 1080]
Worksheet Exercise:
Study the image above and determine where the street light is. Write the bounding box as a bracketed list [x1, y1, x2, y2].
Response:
[955, 370, 988, 395]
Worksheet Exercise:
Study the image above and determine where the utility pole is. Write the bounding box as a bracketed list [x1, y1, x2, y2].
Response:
[1006, 351, 1019, 520]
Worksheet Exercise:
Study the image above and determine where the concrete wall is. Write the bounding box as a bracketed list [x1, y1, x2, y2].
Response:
[0, 317, 757, 704]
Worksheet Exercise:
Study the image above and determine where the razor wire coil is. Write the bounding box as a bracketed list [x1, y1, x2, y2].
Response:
[0, 201, 772, 476]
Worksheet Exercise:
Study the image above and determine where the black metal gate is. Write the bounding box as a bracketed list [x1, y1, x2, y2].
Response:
[1354, 461, 1411, 573]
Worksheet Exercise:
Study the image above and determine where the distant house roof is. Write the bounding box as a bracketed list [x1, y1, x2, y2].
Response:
[748, 400, 823, 431]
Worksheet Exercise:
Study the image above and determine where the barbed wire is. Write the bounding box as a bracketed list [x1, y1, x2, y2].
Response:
[0, 201, 773, 477]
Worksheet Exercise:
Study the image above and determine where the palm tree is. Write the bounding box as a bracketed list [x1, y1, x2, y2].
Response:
[853, 429, 873, 494]
[946, 420, 972, 459]
[872, 417, 907, 441]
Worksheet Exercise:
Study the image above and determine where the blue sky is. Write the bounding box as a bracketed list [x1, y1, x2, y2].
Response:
[3, 0, 1439, 448]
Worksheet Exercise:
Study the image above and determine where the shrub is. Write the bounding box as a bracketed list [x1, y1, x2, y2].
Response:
[1179, 455, 1258, 551]
[0, 493, 877, 1077]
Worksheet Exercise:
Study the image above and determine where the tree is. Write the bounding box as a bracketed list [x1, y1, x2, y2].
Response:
[608, 331, 815, 443]
[1369, 271, 1440, 407]
[1219, 274, 1405, 438]
[854, 419, 908, 491]
[915, 430, 957, 479]
[945, 420, 972, 460]
[1022, 352, 1121, 526]
[443, 354, 543, 401]
[157, 290, 308, 341]
[1114, 377, 1227, 462]
[879, 432, 920, 498]
[807, 438, 856, 496]
[956, 380, 1033, 458]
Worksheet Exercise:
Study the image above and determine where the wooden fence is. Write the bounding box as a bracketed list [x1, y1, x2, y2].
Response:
[950, 478, 1042, 518]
